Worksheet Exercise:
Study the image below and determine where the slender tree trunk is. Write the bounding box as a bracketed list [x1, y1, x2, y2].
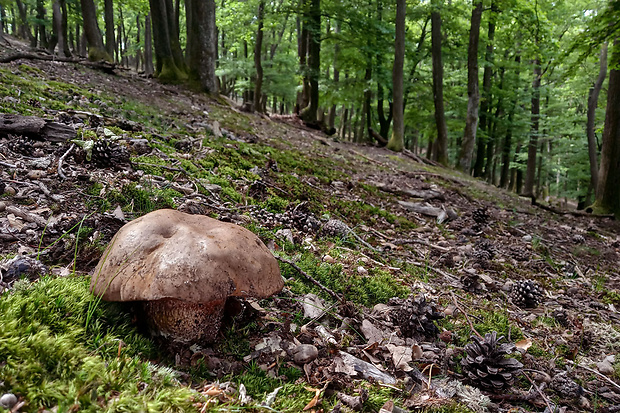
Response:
[474, 1, 498, 177]
[457, 0, 483, 173]
[299, 0, 320, 123]
[431, 3, 448, 165]
[144, 12, 154, 76]
[80, 0, 111, 61]
[15, 0, 34, 45]
[135, 14, 141, 71]
[36, 0, 47, 48]
[253, 0, 265, 112]
[49, 0, 62, 54]
[594, 39, 620, 216]
[60, 0, 71, 56]
[104, 0, 115, 58]
[387, 0, 406, 152]
[587, 43, 608, 196]
[523, 57, 541, 197]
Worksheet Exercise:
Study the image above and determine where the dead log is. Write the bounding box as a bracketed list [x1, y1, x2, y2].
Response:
[372, 182, 445, 201]
[0, 52, 121, 74]
[398, 201, 456, 223]
[0, 114, 76, 142]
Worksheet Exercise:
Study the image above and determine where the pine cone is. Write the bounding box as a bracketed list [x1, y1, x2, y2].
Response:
[91, 140, 130, 168]
[472, 207, 490, 227]
[389, 295, 443, 341]
[461, 331, 523, 391]
[510, 280, 544, 308]
[320, 219, 350, 238]
[473, 239, 497, 262]
[508, 245, 530, 262]
[28, 98, 42, 108]
[7, 136, 35, 156]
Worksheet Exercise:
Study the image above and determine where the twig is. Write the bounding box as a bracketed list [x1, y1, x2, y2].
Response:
[276, 256, 342, 302]
[0, 160, 17, 168]
[566, 360, 620, 392]
[334, 246, 401, 271]
[57, 143, 75, 180]
[522, 372, 554, 413]
[450, 292, 482, 339]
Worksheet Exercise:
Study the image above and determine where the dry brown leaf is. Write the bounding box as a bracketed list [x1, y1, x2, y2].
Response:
[515, 338, 533, 351]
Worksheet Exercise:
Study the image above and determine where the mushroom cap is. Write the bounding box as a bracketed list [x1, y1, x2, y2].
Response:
[91, 209, 283, 303]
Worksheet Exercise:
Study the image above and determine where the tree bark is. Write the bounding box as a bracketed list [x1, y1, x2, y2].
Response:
[299, 0, 320, 124]
[587, 43, 607, 195]
[500, 52, 521, 189]
[104, 0, 115, 58]
[474, 1, 498, 177]
[594, 39, 620, 216]
[149, 0, 185, 81]
[253, 0, 265, 112]
[387, 0, 406, 152]
[15, 0, 35, 46]
[457, 0, 483, 174]
[144, 12, 154, 76]
[186, 0, 217, 92]
[36, 0, 47, 49]
[523, 57, 541, 197]
[80, 0, 111, 61]
[431, 3, 448, 165]
[49, 1, 61, 54]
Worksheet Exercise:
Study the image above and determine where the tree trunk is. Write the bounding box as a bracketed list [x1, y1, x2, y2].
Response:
[587, 43, 607, 195]
[594, 39, 620, 216]
[49, 1, 61, 54]
[60, 0, 71, 57]
[15, 0, 35, 46]
[80, 0, 111, 61]
[457, 0, 483, 174]
[431, 3, 448, 165]
[149, 0, 185, 81]
[186, 0, 217, 92]
[523, 57, 541, 197]
[104, 0, 115, 58]
[165, 0, 186, 72]
[387, 0, 406, 152]
[299, 0, 320, 124]
[36, 0, 47, 49]
[253, 0, 265, 112]
[473, 1, 498, 177]
[144, 12, 154, 76]
[135, 13, 142, 71]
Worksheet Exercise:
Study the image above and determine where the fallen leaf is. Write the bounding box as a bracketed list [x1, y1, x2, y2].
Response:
[515, 338, 533, 351]
[303, 387, 321, 410]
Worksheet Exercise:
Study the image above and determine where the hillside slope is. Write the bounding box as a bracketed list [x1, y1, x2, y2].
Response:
[1, 41, 620, 412]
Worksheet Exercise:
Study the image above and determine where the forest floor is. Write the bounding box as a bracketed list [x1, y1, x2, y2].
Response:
[1, 36, 620, 413]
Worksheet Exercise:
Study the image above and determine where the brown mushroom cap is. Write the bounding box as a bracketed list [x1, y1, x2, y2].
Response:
[91, 209, 283, 304]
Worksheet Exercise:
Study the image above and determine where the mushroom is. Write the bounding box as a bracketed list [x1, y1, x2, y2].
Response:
[90, 209, 283, 344]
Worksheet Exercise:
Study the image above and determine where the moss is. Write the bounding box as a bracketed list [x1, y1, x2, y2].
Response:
[0, 276, 198, 412]
[282, 253, 409, 307]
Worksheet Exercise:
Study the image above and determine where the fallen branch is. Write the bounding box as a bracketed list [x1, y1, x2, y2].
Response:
[0, 160, 17, 168]
[402, 149, 441, 167]
[450, 292, 482, 339]
[522, 372, 554, 413]
[57, 143, 75, 180]
[566, 360, 620, 392]
[392, 238, 450, 253]
[276, 256, 342, 302]
[0, 52, 120, 74]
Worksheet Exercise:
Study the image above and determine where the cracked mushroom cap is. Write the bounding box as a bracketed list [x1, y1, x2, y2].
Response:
[91, 209, 283, 304]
